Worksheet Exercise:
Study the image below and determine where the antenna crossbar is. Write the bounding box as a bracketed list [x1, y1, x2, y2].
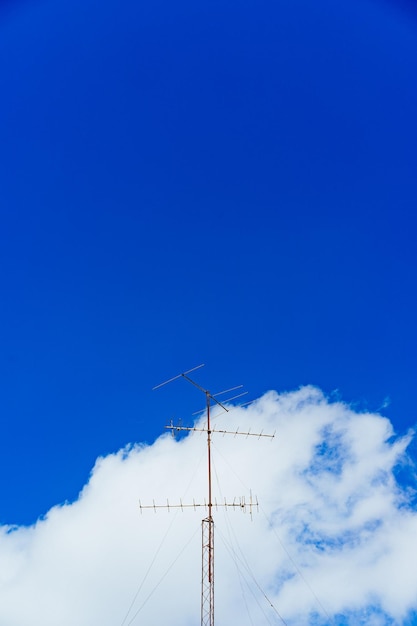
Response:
[152, 364, 205, 390]
[165, 423, 275, 439]
[212, 385, 243, 397]
[139, 496, 258, 514]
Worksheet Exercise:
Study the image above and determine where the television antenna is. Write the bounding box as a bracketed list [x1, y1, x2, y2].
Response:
[140, 364, 275, 626]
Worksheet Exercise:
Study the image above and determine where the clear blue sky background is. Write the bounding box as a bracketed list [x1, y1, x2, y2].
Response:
[1, 0, 416, 525]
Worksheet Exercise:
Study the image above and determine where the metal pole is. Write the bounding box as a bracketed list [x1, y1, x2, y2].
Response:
[201, 391, 214, 626]
[207, 391, 212, 522]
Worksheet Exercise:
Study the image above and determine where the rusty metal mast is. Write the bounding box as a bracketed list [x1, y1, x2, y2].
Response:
[147, 364, 274, 626]
[201, 388, 214, 626]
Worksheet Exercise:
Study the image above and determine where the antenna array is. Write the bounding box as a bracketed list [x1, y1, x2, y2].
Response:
[142, 364, 274, 626]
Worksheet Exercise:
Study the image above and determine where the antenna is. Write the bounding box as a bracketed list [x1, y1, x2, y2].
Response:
[144, 365, 274, 626]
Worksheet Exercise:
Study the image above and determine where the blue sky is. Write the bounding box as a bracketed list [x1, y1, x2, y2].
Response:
[1, 0, 416, 540]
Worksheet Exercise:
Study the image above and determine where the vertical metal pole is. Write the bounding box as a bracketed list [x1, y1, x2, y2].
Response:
[201, 392, 214, 626]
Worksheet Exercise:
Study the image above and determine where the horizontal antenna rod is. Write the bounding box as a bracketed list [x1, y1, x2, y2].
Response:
[212, 385, 243, 397]
[165, 423, 275, 439]
[152, 364, 205, 390]
[153, 364, 232, 414]
[139, 496, 258, 513]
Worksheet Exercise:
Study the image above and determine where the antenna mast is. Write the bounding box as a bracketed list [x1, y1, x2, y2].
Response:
[203, 388, 214, 626]
[148, 364, 274, 626]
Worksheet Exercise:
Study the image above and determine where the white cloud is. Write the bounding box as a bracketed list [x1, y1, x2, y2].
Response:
[0, 387, 416, 625]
